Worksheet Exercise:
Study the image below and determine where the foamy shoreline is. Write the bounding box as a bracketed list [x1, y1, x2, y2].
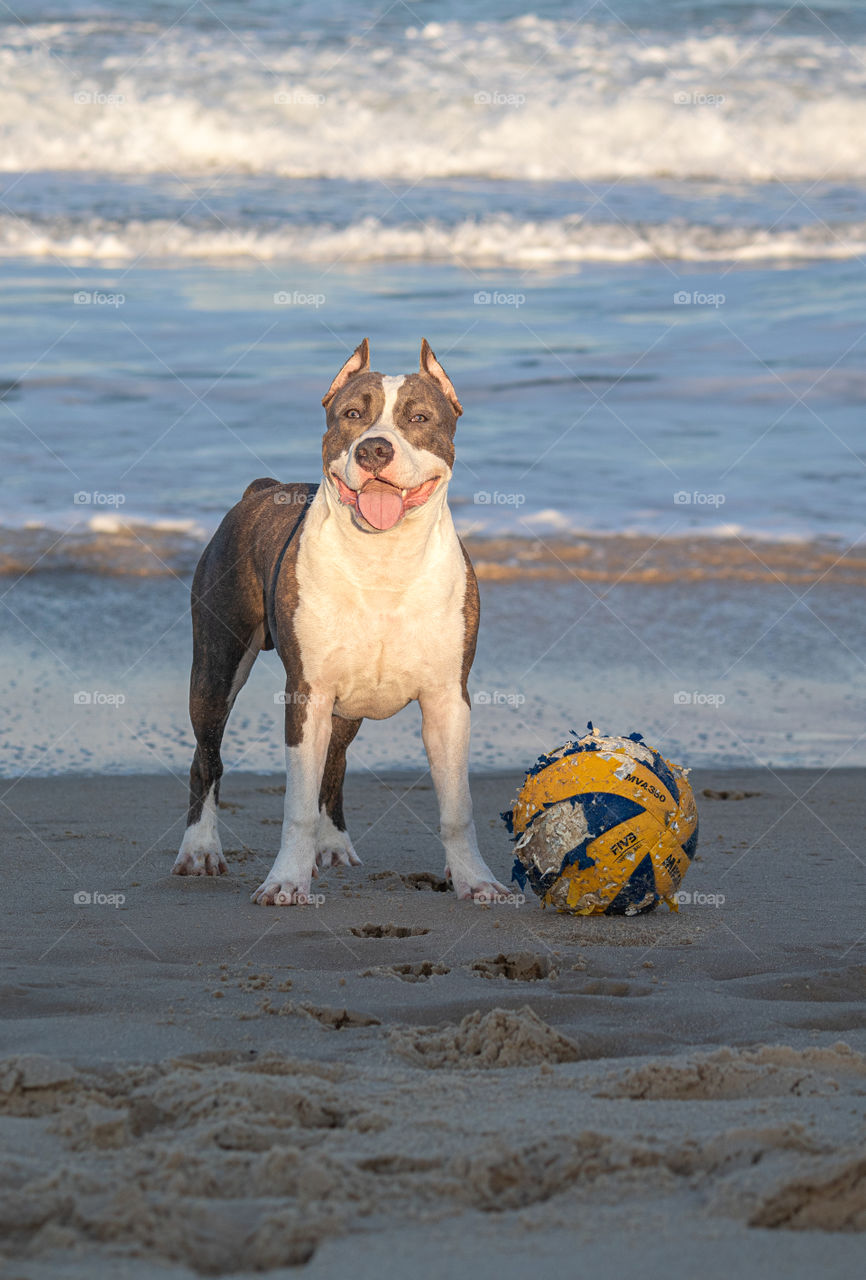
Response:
[2, 521, 863, 585]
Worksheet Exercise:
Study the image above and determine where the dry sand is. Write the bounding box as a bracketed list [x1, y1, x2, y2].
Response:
[1, 767, 865, 1279]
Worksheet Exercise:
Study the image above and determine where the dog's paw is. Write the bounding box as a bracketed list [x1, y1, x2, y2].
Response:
[465, 879, 510, 904]
[315, 811, 362, 869]
[445, 866, 510, 903]
[251, 879, 314, 906]
[172, 849, 227, 876]
[315, 840, 362, 870]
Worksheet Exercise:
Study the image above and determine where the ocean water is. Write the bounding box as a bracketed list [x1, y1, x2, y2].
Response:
[1, 0, 864, 776]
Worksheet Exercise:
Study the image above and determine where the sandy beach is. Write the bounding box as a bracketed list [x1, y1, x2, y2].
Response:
[2, 766, 864, 1278]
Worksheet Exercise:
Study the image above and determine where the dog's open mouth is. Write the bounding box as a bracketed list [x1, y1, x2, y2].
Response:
[332, 475, 440, 531]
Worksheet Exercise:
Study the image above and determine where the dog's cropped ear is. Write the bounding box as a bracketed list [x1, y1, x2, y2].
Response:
[322, 338, 370, 409]
[419, 338, 462, 418]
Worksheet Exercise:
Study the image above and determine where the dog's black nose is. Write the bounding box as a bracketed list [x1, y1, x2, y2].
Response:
[354, 436, 394, 475]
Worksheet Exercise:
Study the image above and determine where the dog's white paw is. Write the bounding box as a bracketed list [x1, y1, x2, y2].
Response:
[445, 865, 510, 903]
[315, 838, 361, 869]
[466, 879, 510, 903]
[253, 840, 318, 906]
[175, 789, 225, 876]
[316, 846, 361, 869]
[172, 848, 227, 876]
[251, 879, 314, 906]
[315, 810, 362, 869]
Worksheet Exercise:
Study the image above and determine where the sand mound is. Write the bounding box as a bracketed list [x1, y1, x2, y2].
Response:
[751, 1156, 866, 1231]
[597, 1042, 866, 1100]
[363, 961, 450, 982]
[1, 1038, 864, 1275]
[0, 1055, 83, 1116]
[0, 1051, 383, 1274]
[452, 1130, 660, 1210]
[390, 1006, 581, 1069]
[294, 1002, 381, 1029]
[669, 1124, 824, 1179]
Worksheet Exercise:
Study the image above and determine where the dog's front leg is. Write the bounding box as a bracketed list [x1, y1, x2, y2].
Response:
[251, 692, 332, 906]
[420, 688, 508, 903]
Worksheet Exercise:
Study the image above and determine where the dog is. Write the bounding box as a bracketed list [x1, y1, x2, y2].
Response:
[172, 338, 507, 906]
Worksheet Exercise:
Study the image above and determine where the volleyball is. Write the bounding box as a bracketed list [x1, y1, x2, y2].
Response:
[504, 725, 698, 915]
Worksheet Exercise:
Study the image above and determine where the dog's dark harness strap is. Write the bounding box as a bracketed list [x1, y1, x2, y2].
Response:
[265, 484, 318, 655]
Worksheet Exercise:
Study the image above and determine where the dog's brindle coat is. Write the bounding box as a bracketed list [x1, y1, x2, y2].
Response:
[172, 339, 507, 905]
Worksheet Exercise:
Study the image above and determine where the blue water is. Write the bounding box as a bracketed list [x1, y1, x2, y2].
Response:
[0, 0, 864, 773]
[3, 255, 865, 543]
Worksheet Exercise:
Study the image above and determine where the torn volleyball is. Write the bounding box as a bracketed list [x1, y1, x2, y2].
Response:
[503, 725, 698, 915]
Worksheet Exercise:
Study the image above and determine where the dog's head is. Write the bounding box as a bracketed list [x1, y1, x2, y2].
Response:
[321, 338, 462, 532]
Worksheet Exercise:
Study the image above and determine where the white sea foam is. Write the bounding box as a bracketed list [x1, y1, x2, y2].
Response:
[4, 212, 866, 264]
[2, 16, 866, 182]
[85, 513, 208, 538]
[0, 511, 827, 558]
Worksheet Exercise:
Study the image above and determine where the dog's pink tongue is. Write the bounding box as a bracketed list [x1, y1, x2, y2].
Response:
[358, 480, 404, 530]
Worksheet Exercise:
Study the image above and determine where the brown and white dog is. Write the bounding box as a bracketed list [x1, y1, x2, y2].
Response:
[172, 338, 507, 905]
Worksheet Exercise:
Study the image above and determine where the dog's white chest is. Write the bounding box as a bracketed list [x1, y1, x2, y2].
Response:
[291, 507, 468, 720]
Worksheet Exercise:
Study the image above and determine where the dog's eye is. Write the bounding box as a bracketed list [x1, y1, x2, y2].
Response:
[410, 413, 427, 423]
[345, 409, 361, 420]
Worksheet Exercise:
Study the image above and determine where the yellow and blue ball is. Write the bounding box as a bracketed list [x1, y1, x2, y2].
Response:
[504, 725, 698, 915]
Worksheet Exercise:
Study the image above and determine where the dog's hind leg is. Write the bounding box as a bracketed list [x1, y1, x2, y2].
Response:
[173, 590, 264, 877]
[315, 715, 362, 869]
